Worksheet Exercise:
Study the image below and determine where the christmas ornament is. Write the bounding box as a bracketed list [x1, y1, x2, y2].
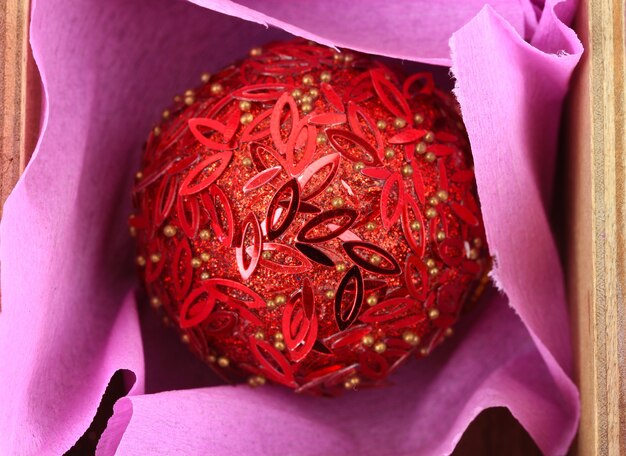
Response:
[131, 39, 490, 396]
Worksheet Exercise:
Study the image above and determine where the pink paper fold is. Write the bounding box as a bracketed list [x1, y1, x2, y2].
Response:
[0, 0, 582, 454]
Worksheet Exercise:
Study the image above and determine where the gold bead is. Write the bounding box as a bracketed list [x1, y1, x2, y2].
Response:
[429, 197, 439, 206]
[429, 267, 439, 276]
[150, 296, 162, 308]
[436, 231, 446, 241]
[249, 47, 262, 56]
[393, 117, 407, 129]
[325, 289, 335, 299]
[468, 249, 479, 260]
[162, 109, 170, 119]
[436, 190, 449, 201]
[274, 341, 286, 351]
[184, 95, 195, 106]
[200, 72, 211, 83]
[344, 54, 354, 63]
[415, 142, 427, 154]
[316, 133, 327, 144]
[255, 375, 266, 385]
[401, 164, 413, 177]
[402, 331, 420, 346]
[373, 341, 387, 354]
[344, 381, 353, 389]
[445, 327, 454, 337]
[353, 161, 365, 172]
[162, 316, 170, 326]
[301, 103, 313, 113]
[184, 89, 195, 97]
[413, 113, 424, 124]
[248, 375, 266, 387]
[135, 171, 144, 180]
[366, 294, 378, 306]
[473, 238, 483, 248]
[331, 196, 344, 208]
[376, 119, 387, 130]
[369, 254, 382, 265]
[206, 354, 216, 363]
[274, 332, 284, 342]
[335, 263, 347, 273]
[239, 100, 251, 111]
[333, 53, 344, 62]
[428, 308, 440, 319]
[320, 71, 332, 82]
[266, 299, 276, 309]
[200, 252, 211, 262]
[291, 88, 303, 99]
[199, 229, 211, 240]
[254, 331, 265, 340]
[425, 207, 437, 219]
[240, 113, 254, 125]
[153, 126, 161, 136]
[420, 347, 429, 356]
[181, 334, 190, 344]
[217, 356, 230, 367]
[190, 258, 202, 268]
[384, 148, 395, 159]
[200, 272, 210, 280]
[349, 376, 360, 386]
[149, 253, 161, 263]
[173, 95, 181, 103]
[129, 226, 137, 237]
[410, 220, 421, 231]
[241, 157, 253, 167]
[301, 94, 313, 104]
[136, 255, 146, 267]
[210, 83, 223, 95]
[424, 131, 435, 143]
[362, 335, 374, 346]
[425, 258, 436, 269]
[365, 221, 376, 231]
[302, 74, 314, 85]
[261, 251, 272, 260]
[274, 294, 287, 305]
[163, 225, 176, 237]
[309, 88, 319, 98]
[424, 152, 436, 163]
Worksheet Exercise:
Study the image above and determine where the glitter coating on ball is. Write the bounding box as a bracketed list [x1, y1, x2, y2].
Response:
[131, 39, 490, 396]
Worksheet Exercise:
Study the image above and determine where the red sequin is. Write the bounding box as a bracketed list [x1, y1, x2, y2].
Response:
[132, 39, 490, 396]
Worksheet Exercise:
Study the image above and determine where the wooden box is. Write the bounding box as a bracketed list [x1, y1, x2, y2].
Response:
[1, 0, 624, 453]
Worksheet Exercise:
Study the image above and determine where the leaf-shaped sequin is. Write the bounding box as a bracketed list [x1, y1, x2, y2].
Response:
[342, 241, 402, 275]
[370, 69, 412, 122]
[284, 119, 316, 176]
[380, 172, 404, 229]
[320, 82, 345, 112]
[265, 178, 300, 241]
[334, 265, 364, 331]
[172, 237, 193, 300]
[188, 118, 237, 150]
[206, 278, 266, 309]
[359, 297, 416, 323]
[249, 336, 297, 387]
[271, 92, 300, 154]
[243, 166, 282, 193]
[450, 202, 480, 227]
[402, 72, 435, 98]
[282, 278, 318, 362]
[294, 242, 336, 267]
[258, 242, 313, 274]
[179, 284, 217, 329]
[308, 113, 347, 126]
[179, 152, 233, 196]
[153, 176, 178, 227]
[401, 198, 426, 258]
[326, 129, 382, 166]
[405, 255, 429, 300]
[176, 195, 200, 239]
[241, 109, 273, 143]
[235, 212, 262, 281]
[232, 83, 294, 101]
[297, 208, 358, 243]
[200, 184, 235, 247]
[297, 153, 341, 201]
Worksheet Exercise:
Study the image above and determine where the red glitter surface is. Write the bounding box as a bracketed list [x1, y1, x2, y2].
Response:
[131, 39, 490, 396]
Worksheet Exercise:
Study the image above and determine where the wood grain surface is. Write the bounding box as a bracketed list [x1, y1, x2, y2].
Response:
[0, 0, 624, 454]
[565, 0, 626, 455]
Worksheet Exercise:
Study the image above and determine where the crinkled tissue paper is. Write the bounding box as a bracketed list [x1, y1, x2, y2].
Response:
[0, 0, 582, 454]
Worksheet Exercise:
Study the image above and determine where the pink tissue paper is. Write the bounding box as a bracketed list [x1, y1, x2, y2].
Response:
[0, 0, 583, 454]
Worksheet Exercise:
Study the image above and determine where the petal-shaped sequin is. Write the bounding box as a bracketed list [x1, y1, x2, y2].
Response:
[294, 242, 336, 267]
[265, 178, 300, 241]
[232, 83, 294, 101]
[206, 278, 266, 309]
[235, 212, 262, 281]
[176, 195, 200, 239]
[405, 255, 429, 301]
[320, 82, 345, 112]
[402, 72, 435, 98]
[179, 283, 217, 329]
[370, 69, 412, 122]
[179, 152, 233, 196]
[380, 172, 404, 229]
[326, 128, 382, 166]
[284, 119, 316, 176]
[450, 202, 480, 227]
[297, 153, 341, 201]
[172, 237, 193, 300]
[200, 184, 235, 247]
[342, 241, 402, 275]
[249, 336, 297, 387]
[308, 113, 347, 126]
[359, 297, 416, 323]
[258, 242, 313, 274]
[334, 265, 364, 331]
[271, 92, 300, 154]
[282, 279, 318, 362]
[188, 118, 237, 150]
[401, 198, 426, 258]
[388, 129, 427, 144]
[243, 166, 282, 194]
[296, 208, 358, 243]
[241, 109, 273, 143]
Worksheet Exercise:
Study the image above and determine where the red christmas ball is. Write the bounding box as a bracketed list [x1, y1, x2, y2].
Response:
[131, 39, 490, 395]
